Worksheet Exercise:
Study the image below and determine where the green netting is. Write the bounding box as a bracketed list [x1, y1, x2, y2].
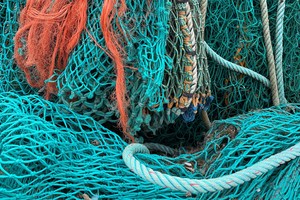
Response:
[0, 1, 37, 95]
[55, 0, 175, 135]
[1, 0, 299, 137]
[0, 92, 186, 199]
[0, 92, 299, 199]
[205, 0, 300, 119]
[58, 0, 299, 137]
[137, 104, 300, 199]
[0, 0, 300, 199]
[145, 0, 300, 146]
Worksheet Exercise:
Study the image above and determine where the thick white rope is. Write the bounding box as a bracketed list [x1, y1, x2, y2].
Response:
[260, 0, 280, 105]
[185, 2, 198, 94]
[123, 142, 300, 194]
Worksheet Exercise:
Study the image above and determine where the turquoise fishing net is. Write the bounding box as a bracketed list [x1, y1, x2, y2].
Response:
[1, 0, 299, 136]
[205, 0, 300, 119]
[56, 0, 177, 135]
[144, 0, 300, 146]
[137, 104, 300, 199]
[0, 92, 299, 199]
[0, 92, 186, 199]
[0, 1, 37, 95]
[0, 0, 300, 199]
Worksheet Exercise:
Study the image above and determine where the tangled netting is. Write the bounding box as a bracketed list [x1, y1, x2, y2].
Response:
[0, 0, 300, 199]
[0, 92, 299, 199]
[14, 0, 87, 99]
[1, 0, 299, 141]
[136, 104, 300, 199]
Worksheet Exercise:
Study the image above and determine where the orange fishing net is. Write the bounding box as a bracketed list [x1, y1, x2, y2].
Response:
[14, 0, 87, 99]
[100, 0, 134, 142]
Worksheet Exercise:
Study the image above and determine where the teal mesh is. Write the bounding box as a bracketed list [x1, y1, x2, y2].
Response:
[0, 1, 37, 95]
[57, 0, 299, 137]
[56, 0, 177, 135]
[0, 92, 299, 199]
[0, 0, 300, 199]
[0, 92, 187, 199]
[205, 0, 300, 119]
[2, 0, 299, 136]
[137, 104, 300, 199]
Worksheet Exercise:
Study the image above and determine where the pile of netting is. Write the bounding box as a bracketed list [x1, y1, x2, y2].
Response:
[0, 92, 299, 199]
[0, 0, 299, 199]
[1, 0, 299, 142]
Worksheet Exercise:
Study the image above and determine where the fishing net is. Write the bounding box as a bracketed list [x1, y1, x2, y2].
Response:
[137, 104, 300, 199]
[0, 92, 183, 199]
[2, 0, 299, 137]
[14, 0, 87, 99]
[0, 0, 300, 199]
[205, 0, 300, 119]
[139, 0, 300, 146]
[0, 92, 299, 199]
[56, 0, 212, 137]
[0, 1, 37, 95]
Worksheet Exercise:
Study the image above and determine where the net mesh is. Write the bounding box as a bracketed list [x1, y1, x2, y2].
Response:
[0, 1, 37, 95]
[0, 92, 299, 199]
[13, 0, 87, 99]
[205, 0, 300, 119]
[137, 104, 300, 199]
[0, 0, 300, 199]
[2, 0, 299, 136]
[0, 92, 180, 199]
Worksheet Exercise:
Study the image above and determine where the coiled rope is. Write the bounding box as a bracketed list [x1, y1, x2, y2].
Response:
[123, 142, 300, 194]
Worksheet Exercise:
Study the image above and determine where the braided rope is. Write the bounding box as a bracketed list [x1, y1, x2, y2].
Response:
[186, 3, 198, 94]
[177, 2, 198, 110]
[200, 0, 208, 39]
[201, 110, 211, 128]
[260, 0, 280, 105]
[275, 0, 287, 104]
[123, 142, 300, 194]
[199, 0, 211, 128]
[204, 42, 271, 88]
[144, 143, 179, 156]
